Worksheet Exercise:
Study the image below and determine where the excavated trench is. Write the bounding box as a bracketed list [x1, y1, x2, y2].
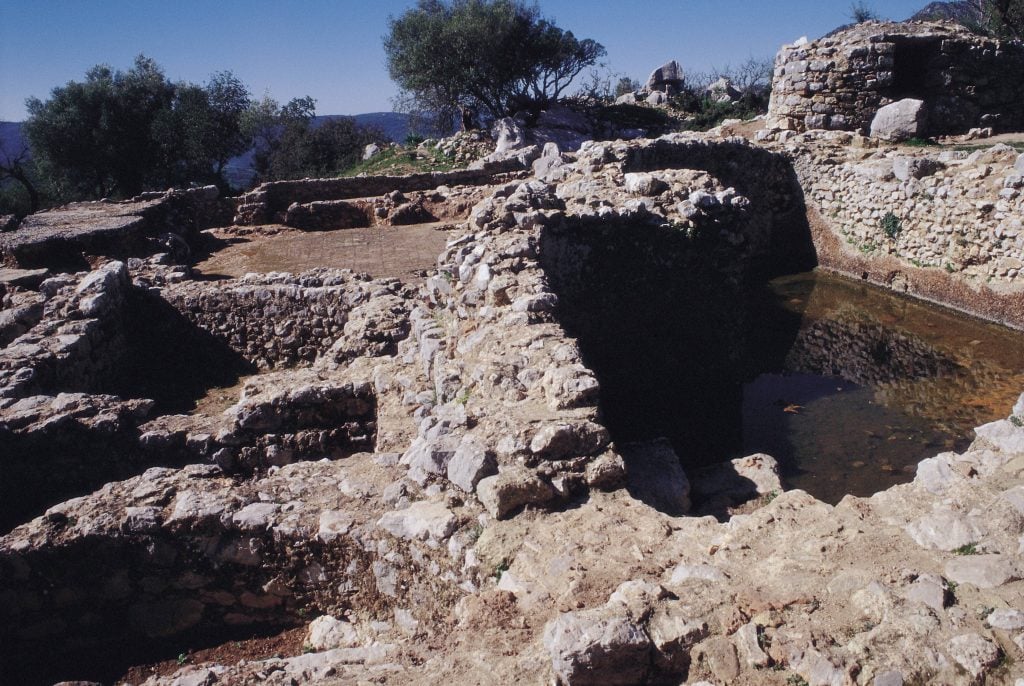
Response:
[541, 216, 1024, 504]
[1, 275, 384, 533]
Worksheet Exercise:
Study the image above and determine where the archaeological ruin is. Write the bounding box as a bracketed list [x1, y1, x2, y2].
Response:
[2, 44, 1024, 684]
[767, 20, 1024, 135]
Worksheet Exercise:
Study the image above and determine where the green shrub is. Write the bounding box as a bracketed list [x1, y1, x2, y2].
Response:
[881, 212, 902, 239]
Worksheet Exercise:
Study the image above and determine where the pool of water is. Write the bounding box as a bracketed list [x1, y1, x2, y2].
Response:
[740, 271, 1024, 502]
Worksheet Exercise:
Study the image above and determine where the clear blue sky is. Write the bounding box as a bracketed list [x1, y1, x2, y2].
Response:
[0, 0, 928, 122]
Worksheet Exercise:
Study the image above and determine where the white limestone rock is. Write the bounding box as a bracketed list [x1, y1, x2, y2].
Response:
[543, 605, 652, 685]
[476, 466, 556, 519]
[668, 563, 728, 584]
[904, 509, 984, 551]
[945, 554, 1022, 589]
[974, 419, 1024, 454]
[947, 633, 1001, 678]
[987, 608, 1024, 630]
[377, 501, 457, 544]
[870, 99, 927, 142]
[306, 615, 359, 651]
[446, 436, 497, 493]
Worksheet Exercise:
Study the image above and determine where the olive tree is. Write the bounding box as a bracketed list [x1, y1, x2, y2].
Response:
[384, 0, 605, 127]
[25, 56, 175, 199]
[244, 96, 386, 182]
[24, 57, 255, 199]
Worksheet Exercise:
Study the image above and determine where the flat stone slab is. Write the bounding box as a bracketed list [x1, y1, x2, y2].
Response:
[945, 554, 1022, 589]
[0, 192, 207, 269]
[0, 268, 49, 289]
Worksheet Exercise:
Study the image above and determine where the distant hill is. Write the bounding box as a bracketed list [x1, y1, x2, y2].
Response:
[909, 1, 984, 23]
[0, 121, 26, 157]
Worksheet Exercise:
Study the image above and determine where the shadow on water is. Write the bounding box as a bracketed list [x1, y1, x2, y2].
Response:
[541, 215, 1024, 505]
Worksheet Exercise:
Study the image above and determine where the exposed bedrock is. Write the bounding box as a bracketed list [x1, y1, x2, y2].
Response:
[0, 186, 231, 271]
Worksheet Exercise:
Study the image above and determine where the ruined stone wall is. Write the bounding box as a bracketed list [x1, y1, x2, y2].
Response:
[0, 460, 453, 683]
[792, 138, 1024, 280]
[780, 132, 1024, 328]
[0, 261, 133, 400]
[610, 135, 816, 276]
[233, 161, 525, 225]
[162, 270, 412, 369]
[0, 186, 229, 270]
[768, 21, 1024, 135]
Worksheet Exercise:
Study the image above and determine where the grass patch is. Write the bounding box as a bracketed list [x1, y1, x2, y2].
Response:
[676, 99, 761, 132]
[950, 141, 1024, 152]
[953, 542, 979, 555]
[341, 144, 457, 177]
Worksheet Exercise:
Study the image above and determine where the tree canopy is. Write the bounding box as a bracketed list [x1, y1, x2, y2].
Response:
[18, 56, 384, 207]
[984, 0, 1024, 38]
[245, 95, 386, 182]
[384, 0, 605, 126]
[23, 56, 253, 200]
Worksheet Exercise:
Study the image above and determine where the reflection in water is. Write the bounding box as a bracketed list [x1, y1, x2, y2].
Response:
[742, 272, 1024, 503]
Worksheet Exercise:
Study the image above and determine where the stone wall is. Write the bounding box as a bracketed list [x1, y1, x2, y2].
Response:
[0, 187, 230, 270]
[0, 459, 461, 683]
[780, 131, 1024, 328]
[768, 21, 1024, 135]
[0, 261, 133, 400]
[162, 270, 413, 370]
[233, 161, 526, 225]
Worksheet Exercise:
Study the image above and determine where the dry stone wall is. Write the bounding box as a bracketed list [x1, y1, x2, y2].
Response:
[162, 270, 414, 370]
[234, 162, 526, 225]
[778, 130, 1024, 328]
[768, 20, 1024, 135]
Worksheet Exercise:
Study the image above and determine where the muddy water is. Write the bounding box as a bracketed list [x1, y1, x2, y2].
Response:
[743, 271, 1024, 503]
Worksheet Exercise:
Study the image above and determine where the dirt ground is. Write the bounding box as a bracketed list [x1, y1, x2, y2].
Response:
[117, 626, 308, 685]
[194, 222, 460, 281]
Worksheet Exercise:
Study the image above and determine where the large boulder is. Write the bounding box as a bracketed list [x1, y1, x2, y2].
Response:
[646, 60, 684, 94]
[492, 117, 528, 153]
[870, 99, 927, 142]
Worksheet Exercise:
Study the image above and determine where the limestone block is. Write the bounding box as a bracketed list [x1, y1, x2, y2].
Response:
[948, 633, 1001, 678]
[476, 466, 556, 519]
[377, 500, 457, 544]
[870, 99, 927, 142]
[543, 605, 651, 685]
